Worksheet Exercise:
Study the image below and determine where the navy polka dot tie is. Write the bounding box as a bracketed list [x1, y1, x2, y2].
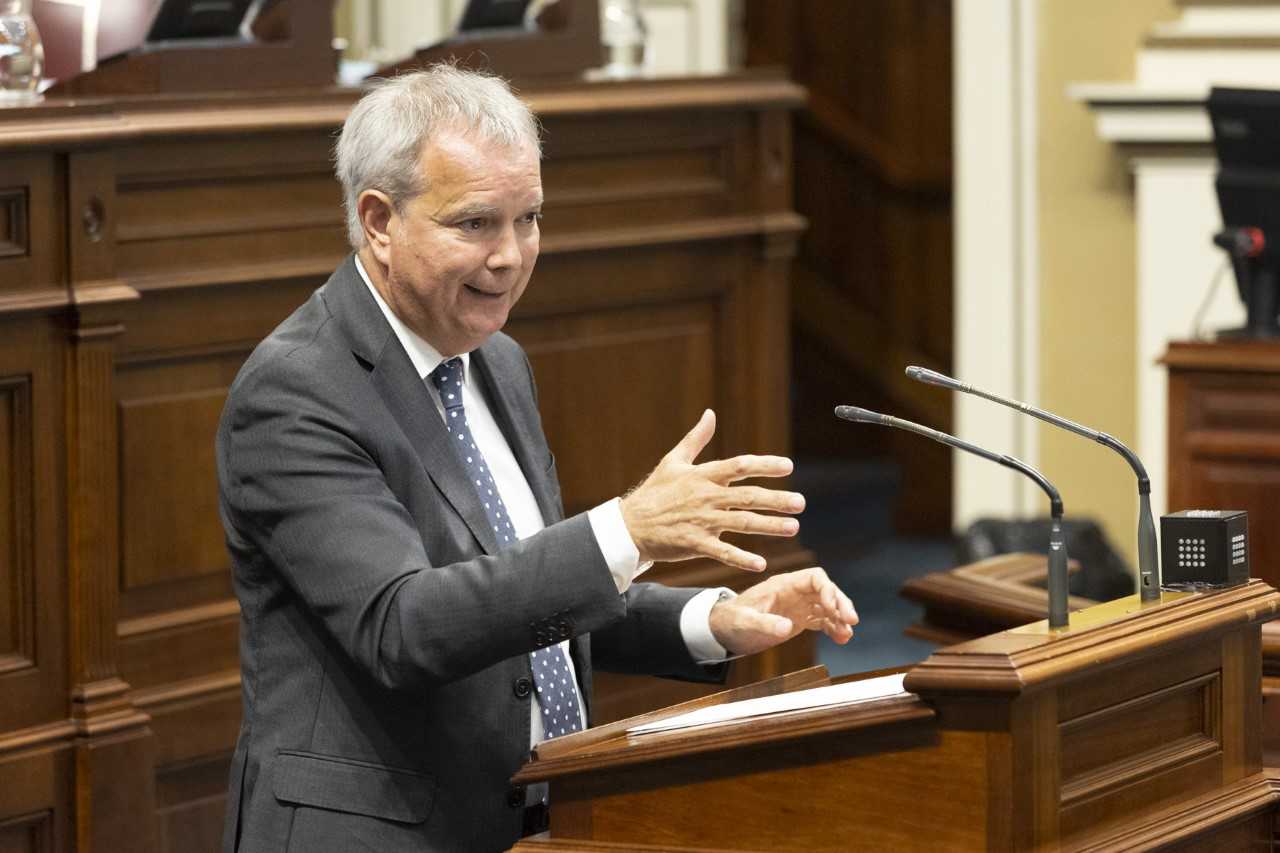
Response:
[430, 358, 584, 739]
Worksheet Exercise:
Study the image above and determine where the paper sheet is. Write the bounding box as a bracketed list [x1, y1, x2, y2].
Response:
[627, 673, 909, 735]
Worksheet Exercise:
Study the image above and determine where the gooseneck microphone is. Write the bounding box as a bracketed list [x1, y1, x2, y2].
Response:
[905, 366, 1159, 602]
[835, 405, 1070, 628]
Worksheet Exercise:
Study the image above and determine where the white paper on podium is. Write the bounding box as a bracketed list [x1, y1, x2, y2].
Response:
[627, 673, 909, 736]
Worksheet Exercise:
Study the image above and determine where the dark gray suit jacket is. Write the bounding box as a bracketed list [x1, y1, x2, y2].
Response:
[217, 257, 722, 852]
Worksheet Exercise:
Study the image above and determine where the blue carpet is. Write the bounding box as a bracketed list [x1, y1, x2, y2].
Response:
[791, 458, 955, 677]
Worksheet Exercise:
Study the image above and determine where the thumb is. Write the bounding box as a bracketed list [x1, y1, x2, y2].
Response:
[668, 409, 716, 464]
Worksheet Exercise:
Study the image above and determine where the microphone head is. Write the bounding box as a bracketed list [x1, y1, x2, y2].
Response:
[834, 405, 880, 423]
[905, 365, 961, 390]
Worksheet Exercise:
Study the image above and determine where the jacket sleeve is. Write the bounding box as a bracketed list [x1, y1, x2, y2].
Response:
[592, 582, 729, 684]
[218, 354, 627, 693]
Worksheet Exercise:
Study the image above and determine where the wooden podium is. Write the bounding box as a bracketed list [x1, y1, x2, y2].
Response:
[513, 581, 1280, 851]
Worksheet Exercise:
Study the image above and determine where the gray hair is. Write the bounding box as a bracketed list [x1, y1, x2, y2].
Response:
[335, 64, 543, 249]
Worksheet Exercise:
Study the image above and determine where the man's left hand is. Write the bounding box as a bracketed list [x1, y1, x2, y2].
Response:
[709, 567, 858, 656]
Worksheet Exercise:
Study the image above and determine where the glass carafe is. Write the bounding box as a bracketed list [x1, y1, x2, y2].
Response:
[601, 0, 648, 79]
[0, 0, 43, 104]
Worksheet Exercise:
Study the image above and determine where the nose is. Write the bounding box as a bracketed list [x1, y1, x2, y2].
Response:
[486, 224, 522, 273]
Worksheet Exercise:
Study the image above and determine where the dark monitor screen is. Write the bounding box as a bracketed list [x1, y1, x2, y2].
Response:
[1209, 86, 1280, 335]
[147, 0, 260, 42]
[1210, 87, 1280, 263]
[458, 0, 533, 32]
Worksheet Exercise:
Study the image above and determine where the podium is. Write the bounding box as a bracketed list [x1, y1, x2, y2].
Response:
[513, 581, 1280, 851]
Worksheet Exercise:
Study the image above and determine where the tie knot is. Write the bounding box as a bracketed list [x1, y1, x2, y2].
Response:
[431, 358, 463, 386]
[431, 358, 465, 408]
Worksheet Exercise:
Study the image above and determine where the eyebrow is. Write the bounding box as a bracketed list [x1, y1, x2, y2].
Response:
[444, 199, 544, 222]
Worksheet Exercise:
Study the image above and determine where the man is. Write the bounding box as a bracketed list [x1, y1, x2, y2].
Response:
[217, 65, 858, 852]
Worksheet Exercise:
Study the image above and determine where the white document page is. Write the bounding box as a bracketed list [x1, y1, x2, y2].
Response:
[628, 673, 909, 736]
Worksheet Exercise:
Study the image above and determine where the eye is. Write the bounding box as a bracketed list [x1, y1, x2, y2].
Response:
[459, 218, 486, 232]
[520, 211, 543, 226]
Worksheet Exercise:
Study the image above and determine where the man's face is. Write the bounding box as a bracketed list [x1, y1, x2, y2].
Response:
[373, 131, 543, 356]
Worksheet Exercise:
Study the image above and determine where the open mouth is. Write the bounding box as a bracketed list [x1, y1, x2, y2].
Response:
[464, 284, 504, 299]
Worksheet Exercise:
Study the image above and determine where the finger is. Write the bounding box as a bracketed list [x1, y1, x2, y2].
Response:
[716, 485, 806, 514]
[716, 511, 799, 538]
[820, 617, 855, 645]
[697, 454, 793, 485]
[820, 580, 841, 618]
[704, 539, 767, 572]
[806, 569, 858, 625]
[667, 409, 716, 465]
[839, 590, 859, 625]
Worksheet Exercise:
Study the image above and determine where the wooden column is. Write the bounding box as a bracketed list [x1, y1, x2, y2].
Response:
[64, 147, 156, 853]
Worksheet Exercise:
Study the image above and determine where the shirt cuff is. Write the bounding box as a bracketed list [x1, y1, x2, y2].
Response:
[587, 497, 653, 594]
[680, 587, 735, 664]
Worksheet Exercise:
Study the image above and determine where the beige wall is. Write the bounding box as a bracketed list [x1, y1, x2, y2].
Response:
[1035, 0, 1178, 557]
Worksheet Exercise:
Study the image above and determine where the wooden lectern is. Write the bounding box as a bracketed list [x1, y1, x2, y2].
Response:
[513, 581, 1280, 851]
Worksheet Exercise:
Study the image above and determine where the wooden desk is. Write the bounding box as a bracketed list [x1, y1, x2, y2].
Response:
[0, 73, 809, 853]
[1167, 339, 1280, 765]
[516, 582, 1280, 851]
[1164, 340, 1280, 591]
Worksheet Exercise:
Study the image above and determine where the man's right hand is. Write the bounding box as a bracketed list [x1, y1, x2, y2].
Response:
[619, 410, 805, 572]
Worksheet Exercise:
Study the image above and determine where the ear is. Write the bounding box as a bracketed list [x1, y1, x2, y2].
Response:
[357, 189, 396, 266]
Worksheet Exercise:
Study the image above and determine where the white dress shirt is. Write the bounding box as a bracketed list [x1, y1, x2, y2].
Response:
[354, 257, 729, 747]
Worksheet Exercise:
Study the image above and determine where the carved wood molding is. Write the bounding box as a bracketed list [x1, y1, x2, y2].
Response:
[125, 255, 344, 294]
[0, 376, 33, 677]
[117, 599, 239, 640]
[119, 213, 807, 297]
[0, 288, 71, 316]
[529, 76, 805, 117]
[900, 553, 1095, 629]
[535, 666, 831, 765]
[0, 76, 804, 152]
[1059, 671, 1222, 806]
[1070, 771, 1280, 852]
[129, 669, 240, 711]
[0, 718, 77, 756]
[514, 694, 933, 783]
[69, 677, 150, 738]
[905, 580, 1280, 696]
[0, 187, 26, 258]
[1163, 340, 1280, 373]
[515, 839, 774, 852]
[539, 213, 807, 257]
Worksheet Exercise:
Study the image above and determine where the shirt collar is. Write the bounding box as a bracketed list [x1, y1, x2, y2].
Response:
[354, 254, 469, 382]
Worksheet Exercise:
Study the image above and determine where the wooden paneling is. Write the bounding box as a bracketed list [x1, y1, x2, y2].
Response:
[0, 744, 72, 853]
[0, 188, 27, 259]
[119, 391, 227, 589]
[0, 75, 808, 853]
[154, 754, 231, 853]
[113, 133, 346, 289]
[0, 156, 63, 307]
[0, 321, 67, 735]
[1166, 343, 1280, 593]
[1059, 671, 1220, 807]
[0, 812, 52, 853]
[0, 377, 33, 674]
[516, 301, 717, 511]
[746, 0, 953, 533]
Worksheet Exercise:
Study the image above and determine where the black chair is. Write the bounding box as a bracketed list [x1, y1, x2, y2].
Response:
[956, 517, 1136, 602]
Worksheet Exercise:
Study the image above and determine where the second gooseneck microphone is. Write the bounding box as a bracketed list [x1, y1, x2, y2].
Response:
[905, 365, 1159, 602]
[835, 405, 1070, 629]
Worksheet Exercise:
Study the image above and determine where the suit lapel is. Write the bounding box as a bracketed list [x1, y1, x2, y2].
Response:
[472, 346, 562, 526]
[325, 257, 499, 555]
